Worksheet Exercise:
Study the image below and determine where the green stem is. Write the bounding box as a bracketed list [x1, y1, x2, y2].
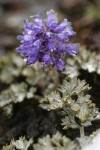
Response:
[80, 126, 85, 138]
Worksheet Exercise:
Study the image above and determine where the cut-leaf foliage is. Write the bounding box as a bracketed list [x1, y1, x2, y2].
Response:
[2, 132, 79, 150]
[40, 78, 100, 128]
[0, 83, 36, 115]
[64, 50, 100, 78]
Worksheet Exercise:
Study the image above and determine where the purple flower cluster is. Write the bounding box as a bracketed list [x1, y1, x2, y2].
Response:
[17, 10, 79, 71]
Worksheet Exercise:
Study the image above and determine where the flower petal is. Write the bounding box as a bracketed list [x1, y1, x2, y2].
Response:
[33, 39, 43, 49]
[45, 32, 53, 39]
[26, 55, 39, 64]
[66, 43, 80, 55]
[57, 43, 66, 53]
[46, 10, 58, 30]
[54, 19, 68, 32]
[46, 39, 55, 51]
[56, 59, 65, 71]
[42, 54, 51, 64]
[64, 25, 76, 37]
[34, 15, 43, 27]
[55, 33, 69, 42]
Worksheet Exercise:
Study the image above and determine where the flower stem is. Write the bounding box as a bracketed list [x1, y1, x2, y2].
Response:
[80, 126, 85, 138]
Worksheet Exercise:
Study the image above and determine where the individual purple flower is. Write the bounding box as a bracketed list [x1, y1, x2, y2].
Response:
[16, 10, 79, 71]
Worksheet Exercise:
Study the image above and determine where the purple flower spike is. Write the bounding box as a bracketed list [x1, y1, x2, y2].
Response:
[16, 9, 79, 71]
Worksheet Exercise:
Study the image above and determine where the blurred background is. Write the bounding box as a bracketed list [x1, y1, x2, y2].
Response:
[0, 0, 100, 56]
